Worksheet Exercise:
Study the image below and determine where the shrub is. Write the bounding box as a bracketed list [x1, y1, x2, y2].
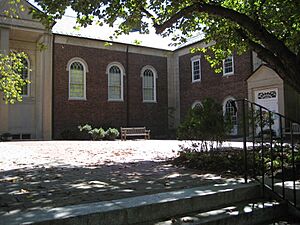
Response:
[177, 98, 231, 149]
[105, 128, 119, 140]
[78, 124, 119, 140]
[0, 132, 12, 141]
[89, 128, 105, 140]
[78, 124, 92, 132]
[173, 146, 252, 176]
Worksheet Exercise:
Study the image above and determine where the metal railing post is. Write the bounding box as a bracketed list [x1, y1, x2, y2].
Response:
[269, 111, 274, 191]
[259, 107, 265, 196]
[279, 116, 285, 199]
[290, 122, 296, 206]
[242, 99, 248, 183]
[251, 103, 256, 177]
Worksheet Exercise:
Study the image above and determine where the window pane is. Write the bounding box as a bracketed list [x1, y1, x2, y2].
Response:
[224, 56, 233, 74]
[108, 65, 122, 100]
[143, 69, 154, 101]
[192, 60, 200, 80]
[21, 58, 29, 95]
[225, 100, 237, 125]
[70, 84, 84, 98]
[70, 62, 84, 98]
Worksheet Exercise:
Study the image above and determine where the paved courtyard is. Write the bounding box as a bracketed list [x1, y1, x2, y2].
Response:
[0, 140, 245, 215]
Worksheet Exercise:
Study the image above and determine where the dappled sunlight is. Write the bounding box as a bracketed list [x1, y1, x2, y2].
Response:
[0, 159, 236, 215]
[0, 139, 257, 225]
[155, 200, 281, 224]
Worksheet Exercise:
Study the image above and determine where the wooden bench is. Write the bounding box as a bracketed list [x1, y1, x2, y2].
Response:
[120, 127, 150, 140]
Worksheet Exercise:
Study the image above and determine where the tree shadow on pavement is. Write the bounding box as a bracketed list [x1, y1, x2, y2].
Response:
[0, 160, 240, 214]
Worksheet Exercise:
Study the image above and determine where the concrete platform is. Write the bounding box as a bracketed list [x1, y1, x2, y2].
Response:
[0, 182, 260, 225]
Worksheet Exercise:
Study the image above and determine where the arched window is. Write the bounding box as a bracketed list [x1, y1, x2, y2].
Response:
[192, 101, 202, 109]
[141, 66, 157, 102]
[21, 57, 30, 96]
[67, 58, 88, 100]
[107, 62, 124, 101]
[223, 97, 238, 135]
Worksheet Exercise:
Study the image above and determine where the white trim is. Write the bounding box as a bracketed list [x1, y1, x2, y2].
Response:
[192, 101, 202, 109]
[223, 55, 234, 76]
[107, 62, 125, 101]
[222, 96, 238, 135]
[191, 55, 201, 83]
[141, 65, 157, 103]
[21, 56, 30, 97]
[67, 58, 88, 100]
[66, 57, 89, 72]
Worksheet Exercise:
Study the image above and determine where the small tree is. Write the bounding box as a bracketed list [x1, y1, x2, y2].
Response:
[0, 52, 30, 104]
[177, 98, 231, 149]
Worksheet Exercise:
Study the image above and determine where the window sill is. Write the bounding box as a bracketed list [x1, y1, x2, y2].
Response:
[108, 99, 124, 102]
[192, 79, 201, 83]
[223, 73, 235, 77]
[143, 100, 157, 103]
[68, 97, 87, 101]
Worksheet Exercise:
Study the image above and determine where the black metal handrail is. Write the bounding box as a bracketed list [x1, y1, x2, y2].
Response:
[235, 99, 299, 209]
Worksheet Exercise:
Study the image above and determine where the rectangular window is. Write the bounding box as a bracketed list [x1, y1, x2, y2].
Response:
[223, 56, 234, 75]
[143, 73, 154, 101]
[191, 58, 201, 82]
[70, 69, 84, 98]
[108, 71, 121, 100]
[20, 58, 29, 96]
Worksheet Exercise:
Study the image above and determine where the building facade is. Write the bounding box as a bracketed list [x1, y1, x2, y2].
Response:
[1, 0, 300, 140]
[0, 0, 52, 140]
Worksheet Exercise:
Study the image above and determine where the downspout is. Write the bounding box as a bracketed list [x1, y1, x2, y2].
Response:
[51, 34, 55, 139]
[126, 45, 129, 126]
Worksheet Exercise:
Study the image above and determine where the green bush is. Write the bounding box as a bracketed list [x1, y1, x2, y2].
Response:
[78, 124, 92, 132]
[177, 98, 231, 149]
[105, 128, 119, 140]
[173, 146, 253, 176]
[78, 124, 119, 140]
[89, 128, 105, 140]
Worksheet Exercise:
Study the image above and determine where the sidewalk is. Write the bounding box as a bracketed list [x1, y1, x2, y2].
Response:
[0, 140, 244, 215]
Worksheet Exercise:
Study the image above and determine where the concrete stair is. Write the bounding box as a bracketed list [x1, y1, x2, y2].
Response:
[0, 182, 291, 225]
[139, 199, 287, 225]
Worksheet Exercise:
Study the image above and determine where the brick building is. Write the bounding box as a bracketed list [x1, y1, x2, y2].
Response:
[1, 0, 300, 139]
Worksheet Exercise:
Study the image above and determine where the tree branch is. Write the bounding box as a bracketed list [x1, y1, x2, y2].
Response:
[154, 4, 199, 34]
[237, 29, 300, 89]
[154, 1, 297, 66]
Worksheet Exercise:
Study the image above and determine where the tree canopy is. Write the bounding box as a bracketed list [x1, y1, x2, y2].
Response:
[0, 52, 29, 104]
[32, 0, 300, 90]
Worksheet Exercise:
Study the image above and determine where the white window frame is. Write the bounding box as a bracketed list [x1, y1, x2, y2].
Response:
[223, 55, 234, 76]
[106, 62, 125, 102]
[192, 101, 202, 109]
[223, 96, 238, 135]
[21, 56, 30, 97]
[191, 55, 201, 83]
[66, 57, 88, 100]
[141, 65, 157, 103]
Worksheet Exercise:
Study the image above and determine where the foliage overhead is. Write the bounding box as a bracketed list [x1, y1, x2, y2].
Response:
[31, 0, 300, 90]
[0, 52, 30, 104]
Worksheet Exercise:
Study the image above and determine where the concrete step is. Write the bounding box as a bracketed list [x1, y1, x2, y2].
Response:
[263, 222, 300, 225]
[140, 199, 287, 225]
[1, 182, 261, 225]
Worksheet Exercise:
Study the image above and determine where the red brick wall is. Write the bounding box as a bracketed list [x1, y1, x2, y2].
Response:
[179, 51, 252, 124]
[53, 42, 168, 139]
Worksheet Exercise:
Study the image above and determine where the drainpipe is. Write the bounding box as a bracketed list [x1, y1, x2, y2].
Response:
[126, 45, 129, 126]
[51, 34, 55, 139]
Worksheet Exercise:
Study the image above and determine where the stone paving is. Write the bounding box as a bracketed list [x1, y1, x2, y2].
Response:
[0, 140, 245, 215]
